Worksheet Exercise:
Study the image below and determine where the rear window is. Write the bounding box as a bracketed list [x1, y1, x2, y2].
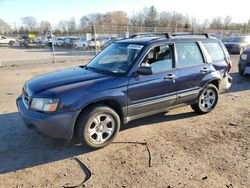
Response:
[203, 42, 225, 62]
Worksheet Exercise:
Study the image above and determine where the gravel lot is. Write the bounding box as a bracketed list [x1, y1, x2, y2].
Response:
[0, 55, 249, 188]
[0, 46, 94, 65]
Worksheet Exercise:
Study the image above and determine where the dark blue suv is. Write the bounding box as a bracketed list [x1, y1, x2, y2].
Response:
[17, 33, 232, 149]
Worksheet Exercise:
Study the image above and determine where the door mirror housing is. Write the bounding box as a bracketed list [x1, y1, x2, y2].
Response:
[135, 66, 153, 75]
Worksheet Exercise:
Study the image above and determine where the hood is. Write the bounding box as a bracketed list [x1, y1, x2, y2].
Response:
[25, 66, 108, 96]
[243, 47, 250, 53]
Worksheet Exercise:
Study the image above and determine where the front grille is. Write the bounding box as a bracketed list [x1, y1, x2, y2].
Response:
[22, 89, 30, 108]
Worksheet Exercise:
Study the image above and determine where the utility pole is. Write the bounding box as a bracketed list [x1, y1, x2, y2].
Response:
[50, 27, 56, 63]
[93, 23, 97, 55]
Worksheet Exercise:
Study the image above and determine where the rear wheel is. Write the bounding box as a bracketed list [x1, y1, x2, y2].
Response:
[76, 105, 120, 149]
[191, 84, 219, 114]
[239, 68, 245, 76]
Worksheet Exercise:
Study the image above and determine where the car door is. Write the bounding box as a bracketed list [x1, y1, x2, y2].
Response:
[127, 44, 177, 117]
[174, 42, 212, 104]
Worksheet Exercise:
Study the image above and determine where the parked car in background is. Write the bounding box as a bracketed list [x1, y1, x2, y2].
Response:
[17, 32, 232, 149]
[238, 48, 250, 76]
[18, 34, 45, 48]
[99, 36, 112, 47]
[74, 37, 88, 49]
[0, 35, 16, 46]
[224, 36, 250, 54]
[53, 37, 64, 47]
[87, 38, 101, 48]
[63, 36, 79, 48]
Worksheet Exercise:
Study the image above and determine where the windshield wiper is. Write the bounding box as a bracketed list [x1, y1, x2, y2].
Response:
[86, 66, 109, 74]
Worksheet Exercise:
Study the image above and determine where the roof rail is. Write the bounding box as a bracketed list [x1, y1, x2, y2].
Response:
[172, 32, 210, 38]
[130, 32, 172, 39]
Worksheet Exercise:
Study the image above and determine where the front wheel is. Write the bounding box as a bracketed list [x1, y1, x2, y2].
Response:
[76, 105, 120, 149]
[191, 84, 219, 114]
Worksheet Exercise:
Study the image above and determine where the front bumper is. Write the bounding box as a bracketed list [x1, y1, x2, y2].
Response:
[238, 59, 250, 75]
[219, 74, 232, 93]
[16, 96, 77, 140]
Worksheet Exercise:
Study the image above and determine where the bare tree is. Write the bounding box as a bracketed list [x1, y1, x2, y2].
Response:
[58, 20, 68, 33]
[0, 18, 11, 34]
[159, 12, 171, 27]
[21, 16, 37, 32]
[40, 20, 51, 34]
[67, 17, 76, 33]
[130, 12, 145, 27]
[104, 11, 128, 26]
[210, 17, 223, 29]
[223, 16, 232, 29]
[144, 6, 158, 27]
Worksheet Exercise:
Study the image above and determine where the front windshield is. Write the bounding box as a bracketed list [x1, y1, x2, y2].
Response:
[86, 43, 143, 74]
[228, 37, 247, 43]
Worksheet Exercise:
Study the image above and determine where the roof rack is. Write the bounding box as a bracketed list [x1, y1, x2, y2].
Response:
[130, 32, 172, 39]
[130, 32, 210, 39]
[172, 32, 210, 38]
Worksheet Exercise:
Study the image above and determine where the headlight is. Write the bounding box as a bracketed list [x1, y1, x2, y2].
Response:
[30, 98, 59, 112]
[241, 54, 247, 60]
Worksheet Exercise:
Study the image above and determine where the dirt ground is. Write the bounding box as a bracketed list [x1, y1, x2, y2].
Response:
[0, 55, 249, 188]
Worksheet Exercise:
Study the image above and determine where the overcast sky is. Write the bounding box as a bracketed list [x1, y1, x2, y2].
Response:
[0, 0, 249, 25]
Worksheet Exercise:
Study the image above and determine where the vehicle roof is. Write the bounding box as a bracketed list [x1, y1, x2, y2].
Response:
[116, 36, 220, 45]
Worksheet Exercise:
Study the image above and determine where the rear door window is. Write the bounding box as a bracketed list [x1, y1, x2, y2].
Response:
[175, 43, 204, 68]
[203, 42, 225, 61]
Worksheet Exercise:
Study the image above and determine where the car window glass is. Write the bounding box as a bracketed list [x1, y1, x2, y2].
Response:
[176, 42, 204, 67]
[203, 42, 225, 62]
[87, 43, 143, 74]
[140, 45, 173, 73]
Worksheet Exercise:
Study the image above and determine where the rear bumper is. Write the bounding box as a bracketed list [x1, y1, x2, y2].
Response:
[16, 96, 77, 140]
[219, 74, 232, 93]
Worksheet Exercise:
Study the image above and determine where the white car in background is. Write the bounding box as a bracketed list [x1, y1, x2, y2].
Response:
[87, 38, 101, 48]
[0, 35, 16, 46]
[53, 37, 64, 47]
[74, 37, 88, 49]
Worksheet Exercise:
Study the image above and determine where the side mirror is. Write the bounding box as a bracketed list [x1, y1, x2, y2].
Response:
[135, 66, 153, 75]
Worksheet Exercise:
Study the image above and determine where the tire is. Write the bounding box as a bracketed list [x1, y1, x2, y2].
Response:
[239, 68, 245, 76]
[76, 105, 120, 149]
[9, 41, 14, 46]
[191, 84, 219, 114]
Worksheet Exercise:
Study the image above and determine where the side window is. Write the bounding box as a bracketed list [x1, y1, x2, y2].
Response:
[140, 44, 173, 73]
[176, 43, 204, 67]
[203, 42, 225, 61]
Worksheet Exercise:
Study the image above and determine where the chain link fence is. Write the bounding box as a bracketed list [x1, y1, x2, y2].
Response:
[0, 25, 245, 66]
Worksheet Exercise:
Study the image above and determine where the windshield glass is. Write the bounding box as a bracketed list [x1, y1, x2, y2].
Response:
[86, 43, 143, 74]
[228, 37, 247, 43]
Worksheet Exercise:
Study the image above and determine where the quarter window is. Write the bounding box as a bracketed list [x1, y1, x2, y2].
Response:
[176, 43, 204, 67]
[203, 42, 225, 61]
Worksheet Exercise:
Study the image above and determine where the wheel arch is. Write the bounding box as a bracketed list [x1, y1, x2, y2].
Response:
[72, 99, 125, 139]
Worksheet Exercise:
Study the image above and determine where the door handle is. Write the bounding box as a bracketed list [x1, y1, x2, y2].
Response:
[200, 67, 209, 73]
[164, 74, 176, 80]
